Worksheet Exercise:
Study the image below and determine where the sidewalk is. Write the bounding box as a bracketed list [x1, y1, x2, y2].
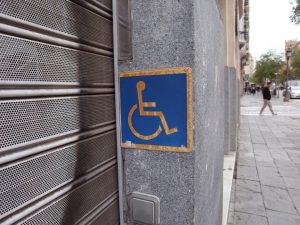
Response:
[227, 94, 300, 225]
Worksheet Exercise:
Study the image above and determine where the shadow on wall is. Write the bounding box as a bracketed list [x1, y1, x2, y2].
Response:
[60, 2, 117, 224]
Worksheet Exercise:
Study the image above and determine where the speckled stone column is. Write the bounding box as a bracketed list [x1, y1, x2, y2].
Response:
[224, 67, 230, 155]
[120, 1, 225, 224]
[236, 75, 241, 128]
[228, 68, 238, 152]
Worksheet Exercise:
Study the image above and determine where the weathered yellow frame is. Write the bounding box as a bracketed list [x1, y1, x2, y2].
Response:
[120, 67, 193, 152]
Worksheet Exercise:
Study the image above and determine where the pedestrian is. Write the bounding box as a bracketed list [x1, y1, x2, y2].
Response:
[251, 86, 256, 95]
[259, 82, 277, 115]
[247, 86, 251, 95]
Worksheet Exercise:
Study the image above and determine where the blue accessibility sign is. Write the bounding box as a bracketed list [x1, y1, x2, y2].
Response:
[120, 68, 192, 152]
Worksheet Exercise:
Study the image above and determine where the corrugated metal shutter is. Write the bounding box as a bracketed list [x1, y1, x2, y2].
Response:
[0, 0, 119, 224]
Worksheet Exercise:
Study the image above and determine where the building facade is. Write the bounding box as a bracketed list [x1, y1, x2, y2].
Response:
[286, 39, 300, 50]
[121, 0, 244, 224]
[0, 0, 245, 225]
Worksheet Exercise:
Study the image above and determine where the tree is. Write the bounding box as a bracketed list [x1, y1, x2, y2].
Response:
[291, 48, 300, 79]
[290, 0, 300, 24]
[251, 51, 284, 85]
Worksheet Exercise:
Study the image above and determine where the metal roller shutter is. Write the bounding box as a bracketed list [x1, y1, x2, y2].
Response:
[0, 0, 119, 224]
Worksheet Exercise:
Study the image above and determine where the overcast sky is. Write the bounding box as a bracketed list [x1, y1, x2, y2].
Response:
[249, 0, 300, 60]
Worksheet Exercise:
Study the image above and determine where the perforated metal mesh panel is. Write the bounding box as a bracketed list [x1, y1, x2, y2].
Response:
[118, 0, 132, 61]
[95, 0, 113, 10]
[1, 0, 120, 224]
[0, 132, 116, 216]
[21, 166, 118, 225]
[0, 96, 115, 150]
[0, 35, 114, 84]
[0, 0, 113, 48]
[89, 200, 119, 225]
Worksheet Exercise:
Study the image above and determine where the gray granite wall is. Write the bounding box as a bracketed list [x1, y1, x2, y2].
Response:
[192, 1, 225, 225]
[228, 67, 238, 152]
[120, 1, 226, 224]
[237, 76, 241, 127]
[224, 68, 230, 155]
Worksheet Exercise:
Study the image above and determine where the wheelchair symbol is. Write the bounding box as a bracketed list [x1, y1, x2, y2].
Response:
[128, 81, 178, 141]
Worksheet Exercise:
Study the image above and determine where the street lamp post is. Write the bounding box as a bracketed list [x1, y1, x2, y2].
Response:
[283, 49, 292, 102]
[273, 73, 279, 98]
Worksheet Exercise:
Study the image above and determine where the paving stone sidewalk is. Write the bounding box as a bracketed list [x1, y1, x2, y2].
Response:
[227, 94, 300, 225]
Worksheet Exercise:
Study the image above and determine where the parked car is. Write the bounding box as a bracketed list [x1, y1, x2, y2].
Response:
[289, 86, 300, 99]
[283, 80, 300, 99]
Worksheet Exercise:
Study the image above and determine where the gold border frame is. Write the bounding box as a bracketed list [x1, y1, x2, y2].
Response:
[120, 67, 193, 152]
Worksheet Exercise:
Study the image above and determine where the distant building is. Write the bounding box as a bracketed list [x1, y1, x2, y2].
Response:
[285, 39, 300, 51]
[239, 0, 250, 95]
[243, 54, 256, 88]
[285, 40, 299, 69]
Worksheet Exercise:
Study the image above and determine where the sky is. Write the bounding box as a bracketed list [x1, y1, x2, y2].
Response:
[249, 0, 300, 60]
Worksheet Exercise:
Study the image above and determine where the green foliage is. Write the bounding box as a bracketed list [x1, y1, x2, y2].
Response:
[290, 0, 300, 24]
[251, 51, 284, 85]
[275, 66, 287, 83]
[278, 74, 287, 84]
[291, 49, 300, 79]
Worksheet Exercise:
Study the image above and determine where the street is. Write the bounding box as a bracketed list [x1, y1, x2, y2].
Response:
[228, 92, 300, 225]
